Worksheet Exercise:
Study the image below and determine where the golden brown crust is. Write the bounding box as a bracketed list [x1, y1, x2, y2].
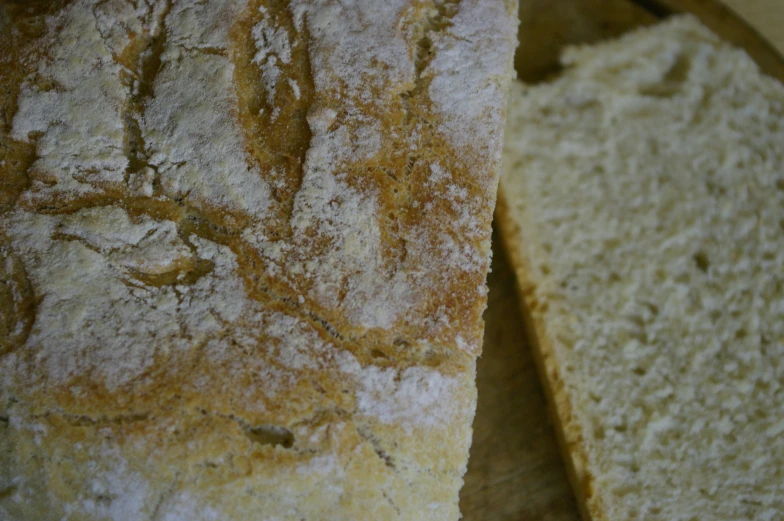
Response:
[0, 0, 518, 519]
[495, 193, 606, 521]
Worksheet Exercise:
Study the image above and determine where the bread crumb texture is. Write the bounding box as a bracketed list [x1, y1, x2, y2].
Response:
[0, 0, 517, 519]
[501, 15, 784, 521]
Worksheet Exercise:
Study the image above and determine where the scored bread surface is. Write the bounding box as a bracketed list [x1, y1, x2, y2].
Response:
[499, 15, 784, 521]
[0, 1, 518, 519]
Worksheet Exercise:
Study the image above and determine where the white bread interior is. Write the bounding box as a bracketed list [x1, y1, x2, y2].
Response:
[499, 14, 784, 521]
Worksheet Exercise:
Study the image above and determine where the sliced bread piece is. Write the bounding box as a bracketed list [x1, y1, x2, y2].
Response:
[499, 14, 784, 521]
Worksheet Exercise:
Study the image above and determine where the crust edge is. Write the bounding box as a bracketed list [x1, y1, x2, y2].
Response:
[494, 190, 608, 521]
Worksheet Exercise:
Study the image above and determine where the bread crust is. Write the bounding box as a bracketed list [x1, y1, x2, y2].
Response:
[0, 1, 518, 518]
[495, 193, 606, 521]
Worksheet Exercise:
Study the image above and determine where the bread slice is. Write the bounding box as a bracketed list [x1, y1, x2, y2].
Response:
[498, 15, 784, 521]
[0, 1, 517, 519]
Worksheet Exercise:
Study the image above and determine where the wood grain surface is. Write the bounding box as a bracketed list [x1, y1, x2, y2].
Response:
[723, 0, 784, 55]
[460, 1, 784, 520]
[460, 235, 579, 521]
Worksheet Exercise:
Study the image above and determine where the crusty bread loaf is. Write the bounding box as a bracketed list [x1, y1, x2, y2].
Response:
[499, 15, 784, 521]
[0, 1, 517, 519]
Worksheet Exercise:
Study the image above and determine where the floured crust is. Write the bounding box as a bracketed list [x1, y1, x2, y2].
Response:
[0, 1, 518, 519]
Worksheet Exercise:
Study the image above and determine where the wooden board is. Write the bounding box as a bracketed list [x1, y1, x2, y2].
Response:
[460, 234, 579, 521]
[722, 0, 784, 55]
[459, 2, 784, 520]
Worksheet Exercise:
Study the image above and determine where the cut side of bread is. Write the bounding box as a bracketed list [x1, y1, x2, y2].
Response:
[499, 15, 784, 521]
[0, 1, 518, 519]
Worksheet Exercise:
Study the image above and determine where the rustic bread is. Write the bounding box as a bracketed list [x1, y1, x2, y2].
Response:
[499, 15, 784, 521]
[0, 1, 518, 519]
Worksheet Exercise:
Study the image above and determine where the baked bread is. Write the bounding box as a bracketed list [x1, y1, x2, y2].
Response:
[0, 1, 517, 519]
[499, 15, 784, 521]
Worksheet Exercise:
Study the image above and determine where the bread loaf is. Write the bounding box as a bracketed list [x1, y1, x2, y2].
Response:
[499, 15, 784, 521]
[0, 1, 518, 519]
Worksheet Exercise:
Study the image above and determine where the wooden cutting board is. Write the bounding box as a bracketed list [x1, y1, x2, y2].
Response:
[459, 2, 784, 520]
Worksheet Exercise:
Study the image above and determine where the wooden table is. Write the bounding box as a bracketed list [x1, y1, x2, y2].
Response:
[459, 2, 784, 520]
